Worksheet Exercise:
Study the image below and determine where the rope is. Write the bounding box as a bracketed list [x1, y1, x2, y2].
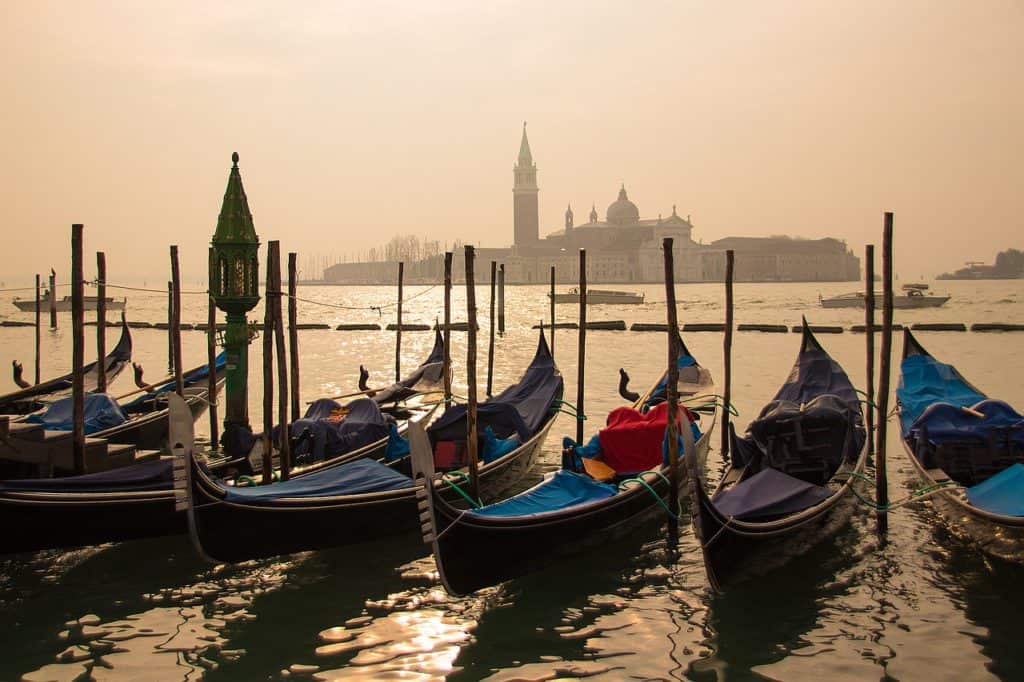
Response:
[836, 471, 961, 512]
[618, 472, 681, 521]
[442, 471, 481, 508]
[286, 284, 440, 315]
[87, 279, 208, 295]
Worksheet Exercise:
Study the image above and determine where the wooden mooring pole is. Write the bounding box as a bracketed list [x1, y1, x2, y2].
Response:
[71, 225, 84, 475]
[96, 252, 107, 393]
[464, 245, 481, 501]
[207, 248, 219, 452]
[34, 273, 41, 384]
[262, 243, 276, 485]
[395, 261, 404, 383]
[167, 281, 174, 374]
[576, 249, 587, 444]
[497, 263, 505, 335]
[170, 247, 184, 396]
[663, 238, 681, 542]
[443, 252, 453, 407]
[288, 252, 300, 424]
[49, 269, 57, 329]
[487, 261, 496, 397]
[721, 250, 734, 459]
[271, 243, 291, 481]
[875, 214, 894, 535]
[865, 244, 876, 459]
[549, 265, 556, 360]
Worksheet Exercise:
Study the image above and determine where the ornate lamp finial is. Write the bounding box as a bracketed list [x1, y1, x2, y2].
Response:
[231, 151, 239, 167]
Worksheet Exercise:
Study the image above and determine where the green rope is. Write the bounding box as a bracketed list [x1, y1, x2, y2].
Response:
[857, 398, 880, 410]
[618, 473, 680, 521]
[837, 471, 960, 511]
[683, 394, 739, 416]
[442, 474, 481, 508]
[236, 475, 257, 487]
[551, 408, 587, 420]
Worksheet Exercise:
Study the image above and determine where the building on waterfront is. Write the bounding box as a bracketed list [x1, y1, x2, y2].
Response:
[323, 126, 860, 284]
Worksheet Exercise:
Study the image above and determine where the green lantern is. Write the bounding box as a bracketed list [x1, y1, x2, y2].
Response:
[210, 152, 260, 453]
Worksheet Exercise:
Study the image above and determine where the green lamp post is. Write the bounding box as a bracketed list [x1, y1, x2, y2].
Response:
[210, 152, 260, 454]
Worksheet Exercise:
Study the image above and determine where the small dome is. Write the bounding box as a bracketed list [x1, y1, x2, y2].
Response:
[606, 186, 639, 225]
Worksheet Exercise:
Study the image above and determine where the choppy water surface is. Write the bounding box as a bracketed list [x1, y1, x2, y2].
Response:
[1, 279, 1022, 680]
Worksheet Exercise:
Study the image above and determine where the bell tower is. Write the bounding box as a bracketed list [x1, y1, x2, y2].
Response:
[513, 122, 539, 248]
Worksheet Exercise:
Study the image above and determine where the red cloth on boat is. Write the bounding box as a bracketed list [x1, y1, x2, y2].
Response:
[597, 402, 695, 473]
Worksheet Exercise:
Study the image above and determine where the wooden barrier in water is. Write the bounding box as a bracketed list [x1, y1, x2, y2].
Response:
[488, 260, 497, 397]
[576, 249, 587, 444]
[722, 250, 734, 461]
[663, 237, 681, 543]
[971, 323, 1024, 332]
[270, 242, 291, 481]
[911, 323, 967, 332]
[336, 323, 381, 331]
[876, 212, 895, 536]
[386, 323, 431, 331]
[464, 245, 481, 501]
[790, 324, 843, 334]
[49, 269, 57, 330]
[737, 323, 788, 333]
[71, 225, 84, 474]
[207, 247, 219, 452]
[288, 253, 300, 424]
[395, 261, 404, 383]
[170, 246, 184, 396]
[443, 251, 453, 407]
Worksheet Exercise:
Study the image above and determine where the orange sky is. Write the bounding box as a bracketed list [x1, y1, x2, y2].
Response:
[1, 1, 1021, 282]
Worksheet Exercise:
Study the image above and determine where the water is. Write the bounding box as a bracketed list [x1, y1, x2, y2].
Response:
[1, 279, 1022, 681]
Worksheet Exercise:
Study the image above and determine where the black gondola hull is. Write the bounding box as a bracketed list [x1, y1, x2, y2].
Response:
[424, 431, 711, 596]
[184, 413, 555, 563]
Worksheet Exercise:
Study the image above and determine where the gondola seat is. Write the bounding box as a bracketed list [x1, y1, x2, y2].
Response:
[711, 467, 832, 521]
[749, 395, 854, 486]
[468, 470, 617, 518]
[222, 457, 412, 504]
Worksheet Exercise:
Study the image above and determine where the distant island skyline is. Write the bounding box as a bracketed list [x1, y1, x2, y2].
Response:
[938, 248, 1024, 280]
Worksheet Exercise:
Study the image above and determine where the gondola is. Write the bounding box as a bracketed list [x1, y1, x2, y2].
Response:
[0, 338, 447, 556]
[898, 329, 1024, 561]
[177, 329, 563, 563]
[0, 316, 132, 415]
[690, 320, 868, 592]
[412, 336, 717, 596]
[18, 352, 227, 457]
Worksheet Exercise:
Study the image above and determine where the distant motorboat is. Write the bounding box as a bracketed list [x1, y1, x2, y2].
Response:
[13, 290, 126, 312]
[550, 288, 645, 305]
[819, 286, 949, 309]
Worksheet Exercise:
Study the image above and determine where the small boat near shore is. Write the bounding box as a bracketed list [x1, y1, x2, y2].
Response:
[819, 284, 949, 309]
[898, 329, 1024, 562]
[550, 288, 644, 305]
[13, 291, 126, 312]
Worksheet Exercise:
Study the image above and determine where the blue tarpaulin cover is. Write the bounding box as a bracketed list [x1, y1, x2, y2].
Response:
[0, 458, 172, 493]
[898, 353, 986, 436]
[122, 352, 227, 410]
[967, 463, 1024, 516]
[429, 331, 562, 444]
[384, 424, 410, 462]
[223, 457, 412, 503]
[643, 355, 697, 410]
[711, 467, 832, 521]
[469, 470, 617, 518]
[27, 392, 128, 434]
[482, 426, 519, 463]
[289, 398, 391, 462]
[909, 399, 1024, 446]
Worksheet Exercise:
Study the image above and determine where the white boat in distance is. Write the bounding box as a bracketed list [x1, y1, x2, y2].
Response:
[550, 288, 645, 305]
[819, 285, 949, 309]
[13, 291, 126, 312]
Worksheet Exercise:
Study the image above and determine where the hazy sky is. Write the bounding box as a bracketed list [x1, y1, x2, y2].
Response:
[1, 1, 1021, 283]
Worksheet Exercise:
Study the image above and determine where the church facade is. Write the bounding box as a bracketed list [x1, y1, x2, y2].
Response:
[323, 126, 860, 284]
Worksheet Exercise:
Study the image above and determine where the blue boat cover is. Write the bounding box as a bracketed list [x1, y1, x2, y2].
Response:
[26, 392, 128, 434]
[967, 463, 1024, 516]
[0, 458, 173, 493]
[429, 331, 562, 443]
[909, 399, 1024, 446]
[223, 457, 412, 503]
[898, 353, 986, 436]
[643, 355, 697, 410]
[469, 470, 617, 518]
[711, 467, 832, 521]
[289, 398, 392, 462]
[123, 352, 227, 409]
[482, 426, 519, 463]
[383, 423, 410, 462]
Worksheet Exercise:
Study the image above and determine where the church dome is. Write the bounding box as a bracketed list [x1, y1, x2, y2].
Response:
[606, 186, 639, 226]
